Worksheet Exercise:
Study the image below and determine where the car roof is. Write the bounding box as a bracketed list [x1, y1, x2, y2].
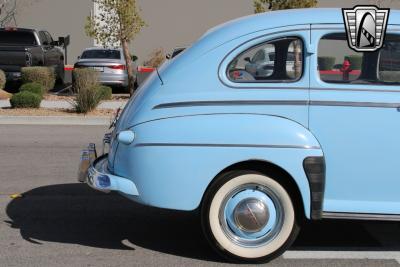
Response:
[0, 28, 36, 32]
[159, 8, 400, 81]
[204, 8, 400, 43]
[83, 47, 122, 51]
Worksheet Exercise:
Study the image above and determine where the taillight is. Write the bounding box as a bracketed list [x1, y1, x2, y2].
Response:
[108, 65, 126, 70]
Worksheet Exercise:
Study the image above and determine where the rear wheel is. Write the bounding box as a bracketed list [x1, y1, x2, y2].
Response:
[201, 171, 300, 263]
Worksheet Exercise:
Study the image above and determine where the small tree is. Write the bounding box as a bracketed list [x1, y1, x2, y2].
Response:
[253, 0, 318, 77]
[253, 0, 318, 13]
[85, 0, 145, 95]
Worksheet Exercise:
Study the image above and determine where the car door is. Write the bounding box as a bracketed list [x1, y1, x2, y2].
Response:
[309, 24, 400, 216]
[44, 31, 61, 67]
[38, 31, 50, 65]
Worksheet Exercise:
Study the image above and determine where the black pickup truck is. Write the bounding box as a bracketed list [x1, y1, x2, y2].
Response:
[0, 28, 65, 83]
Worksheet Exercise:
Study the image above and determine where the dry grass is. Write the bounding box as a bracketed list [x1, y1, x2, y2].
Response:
[0, 89, 11, 100]
[0, 107, 115, 117]
[143, 48, 165, 68]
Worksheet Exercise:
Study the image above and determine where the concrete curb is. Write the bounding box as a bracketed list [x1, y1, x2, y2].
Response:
[0, 100, 127, 110]
[0, 116, 110, 125]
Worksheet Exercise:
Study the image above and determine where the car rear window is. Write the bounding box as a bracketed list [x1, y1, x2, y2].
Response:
[227, 37, 303, 83]
[0, 31, 37, 45]
[81, 50, 121, 59]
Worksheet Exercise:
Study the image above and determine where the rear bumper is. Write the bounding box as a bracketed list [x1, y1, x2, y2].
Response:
[78, 146, 139, 196]
[5, 71, 21, 81]
[99, 73, 129, 87]
[88, 155, 139, 196]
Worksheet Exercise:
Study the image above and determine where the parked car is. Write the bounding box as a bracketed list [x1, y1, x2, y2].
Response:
[166, 46, 187, 60]
[78, 8, 400, 263]
[74, 47, 137, 89]
[0, 28, 65, 83]
[244, 45, 296, 79]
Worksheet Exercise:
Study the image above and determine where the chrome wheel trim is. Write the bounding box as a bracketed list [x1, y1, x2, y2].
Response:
[219, 183, 284, 248]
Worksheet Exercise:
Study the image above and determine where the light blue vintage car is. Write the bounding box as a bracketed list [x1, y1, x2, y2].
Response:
[78, 8, 400, 263]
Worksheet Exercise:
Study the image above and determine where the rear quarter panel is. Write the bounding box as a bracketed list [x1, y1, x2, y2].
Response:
[113, 114, 323, 219]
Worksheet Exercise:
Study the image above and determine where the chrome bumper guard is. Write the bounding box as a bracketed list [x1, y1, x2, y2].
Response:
[78, 143, 139, 196]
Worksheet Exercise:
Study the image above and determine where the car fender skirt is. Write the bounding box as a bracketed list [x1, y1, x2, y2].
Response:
[303, 156, 326, 220]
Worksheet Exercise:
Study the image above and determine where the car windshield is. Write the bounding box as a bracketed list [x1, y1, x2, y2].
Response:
[81, 50, 121, 59]
[0, 31, 37, 45]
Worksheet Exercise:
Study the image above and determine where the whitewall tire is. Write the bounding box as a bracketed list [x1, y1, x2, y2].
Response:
[201, 170, 300, 263]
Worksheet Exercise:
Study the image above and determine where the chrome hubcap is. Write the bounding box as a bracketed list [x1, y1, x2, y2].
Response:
[219, 184, 284, 247]
[233, 198, 269, 233]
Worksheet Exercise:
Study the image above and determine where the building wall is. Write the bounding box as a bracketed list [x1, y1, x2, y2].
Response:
[11, 0, 400, 65]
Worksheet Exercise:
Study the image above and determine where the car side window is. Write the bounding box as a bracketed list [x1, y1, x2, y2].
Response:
[227, 37, 303, 83]
[318, 33, 400, 85]
[39, 31, 48, 45]
[44, 32, 53, 44]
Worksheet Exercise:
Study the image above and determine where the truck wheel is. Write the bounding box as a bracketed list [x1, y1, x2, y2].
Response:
[56, 64, 65, 85]
[201, 171, 299, 263]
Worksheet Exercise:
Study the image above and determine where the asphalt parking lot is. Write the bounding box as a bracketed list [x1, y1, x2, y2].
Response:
[1, 124, 400, 267]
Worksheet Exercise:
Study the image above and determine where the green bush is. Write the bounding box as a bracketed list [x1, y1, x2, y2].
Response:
[0, 69, 5, 90]
[345, 55, 363, 70]
[318, 57, 336, 71]
[97, 85, 112, 100]
[10, 91, 42, 108]
[72, 68, 101, 114]
[21, 67, 56, 91]
[20, 82, 45, 98]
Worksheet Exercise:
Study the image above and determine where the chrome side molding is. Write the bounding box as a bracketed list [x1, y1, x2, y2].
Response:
[322, 212, 400, 221]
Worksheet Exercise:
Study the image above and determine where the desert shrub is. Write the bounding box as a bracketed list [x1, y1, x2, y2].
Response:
[72, 68, 101, 114]
[143, 48, 165, 68]
[10, 91, 42, 108]
[72, 68, 99, 93]
[21, 67, 56, 91]
[0, 69, 5, 90]
[318, 57, 336, 71]
[97, 85, 112, 100]
[345, 55, 363, 70]
[20, 82, 45, 98]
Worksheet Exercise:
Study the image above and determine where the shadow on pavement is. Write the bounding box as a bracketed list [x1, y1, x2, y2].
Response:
[5, 184, 220, 262]
[5, 184, 400, 261]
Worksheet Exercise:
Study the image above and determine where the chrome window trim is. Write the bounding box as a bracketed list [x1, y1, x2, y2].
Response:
[225, 36, 305, 84]
[218, 27, 310, 89]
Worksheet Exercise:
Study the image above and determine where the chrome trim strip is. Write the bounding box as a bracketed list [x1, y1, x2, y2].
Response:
[134, 143, 320, 150]
[322, 212, 400, 221]
[310, 87, 400, 93]
[311, 100, 400, 108]
[154, 100, 308, 109]
[154, 100, 400, 110]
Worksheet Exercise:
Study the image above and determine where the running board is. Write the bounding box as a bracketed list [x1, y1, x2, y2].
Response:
[322, 212, 400, 221]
